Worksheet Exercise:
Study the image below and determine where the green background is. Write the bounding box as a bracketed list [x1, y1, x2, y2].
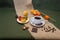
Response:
[32, 0, 60, 29]
[0, 0, 60, 39]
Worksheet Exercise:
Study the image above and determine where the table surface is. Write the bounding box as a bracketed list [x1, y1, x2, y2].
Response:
[0, 0, 60, 39]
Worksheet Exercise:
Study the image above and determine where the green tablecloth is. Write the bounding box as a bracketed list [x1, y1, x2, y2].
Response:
[0, 0, 34, 39]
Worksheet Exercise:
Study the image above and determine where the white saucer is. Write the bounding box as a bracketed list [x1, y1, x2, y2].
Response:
[17, 18, 29, 24]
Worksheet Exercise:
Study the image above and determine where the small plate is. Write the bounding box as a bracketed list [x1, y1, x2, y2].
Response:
[17, 18, 29, 24]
